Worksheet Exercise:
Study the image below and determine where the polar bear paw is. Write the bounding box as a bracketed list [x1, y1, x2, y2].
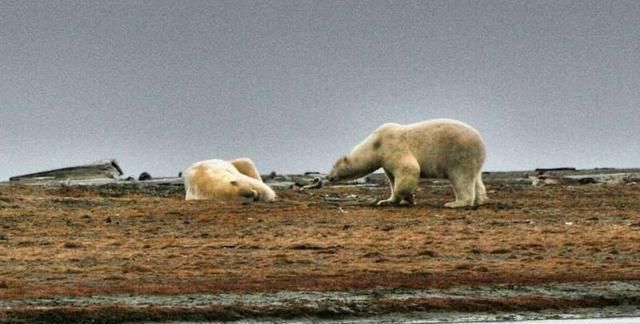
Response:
[477, 195, 489, 205]
[403, 194, 416, 205]
[377, 194, 415, 206]
[444, 200, 474, 208]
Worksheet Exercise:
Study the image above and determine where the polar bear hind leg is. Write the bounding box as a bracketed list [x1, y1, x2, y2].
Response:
[475, 171, 488, 205]
[230, 158, 263, 182]
[445, 170, 477, 208]
[185, 186, 197, 200]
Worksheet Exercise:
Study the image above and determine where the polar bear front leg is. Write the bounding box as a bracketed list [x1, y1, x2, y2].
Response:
[377, 159, 420, 206]
[394, 174, 418, 205]
[475, 172, 488, 205]
[377, 169, 397, 205]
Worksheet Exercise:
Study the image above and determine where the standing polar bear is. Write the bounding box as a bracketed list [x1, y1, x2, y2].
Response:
[327, 119, 487, 208]
[184, 158, 276, 202]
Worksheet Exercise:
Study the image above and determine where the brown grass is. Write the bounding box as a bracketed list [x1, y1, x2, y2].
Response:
[1, 182, 639, 300]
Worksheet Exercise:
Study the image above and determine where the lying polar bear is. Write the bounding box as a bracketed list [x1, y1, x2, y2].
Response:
[327, 119, 487, 208]
[184, 158, 276, 202]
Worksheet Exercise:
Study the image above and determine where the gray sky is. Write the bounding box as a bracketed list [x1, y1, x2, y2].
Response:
[1, 0, 639, 180]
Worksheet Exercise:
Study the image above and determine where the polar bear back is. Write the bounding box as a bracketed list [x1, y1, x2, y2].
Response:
[377, 119, 485, 178]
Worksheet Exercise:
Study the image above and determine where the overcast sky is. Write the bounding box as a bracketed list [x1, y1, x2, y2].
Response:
[1, 0, 638, 180]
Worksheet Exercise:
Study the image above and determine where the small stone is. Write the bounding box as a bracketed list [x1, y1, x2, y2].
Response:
[138, 172, 152, 181]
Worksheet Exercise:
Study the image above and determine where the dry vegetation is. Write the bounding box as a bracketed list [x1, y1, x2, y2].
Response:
[1, 180, 640, 321]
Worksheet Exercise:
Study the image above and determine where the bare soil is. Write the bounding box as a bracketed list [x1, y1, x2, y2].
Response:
[1, 180, 639, 323]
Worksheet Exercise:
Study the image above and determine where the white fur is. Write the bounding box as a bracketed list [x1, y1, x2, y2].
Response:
[184, 158, 276, 202]
[327, 119, 487, 207]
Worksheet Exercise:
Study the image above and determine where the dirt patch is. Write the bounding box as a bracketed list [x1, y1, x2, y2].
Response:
[1, 180, 640, 323]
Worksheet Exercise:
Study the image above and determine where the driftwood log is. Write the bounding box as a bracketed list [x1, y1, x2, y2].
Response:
[9, 159, 123, 182]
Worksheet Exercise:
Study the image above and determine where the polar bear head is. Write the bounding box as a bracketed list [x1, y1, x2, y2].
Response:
[327, 132, 384, 183]
[326, 156, 352, 182]
[229, 177, 277, 203]
[229, 178, 260, 202]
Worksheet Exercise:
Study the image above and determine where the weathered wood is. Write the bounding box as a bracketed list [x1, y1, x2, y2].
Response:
[9, 159, 123, 182]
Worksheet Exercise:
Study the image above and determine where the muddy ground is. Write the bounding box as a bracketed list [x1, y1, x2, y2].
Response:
[1, 176, 639, 323]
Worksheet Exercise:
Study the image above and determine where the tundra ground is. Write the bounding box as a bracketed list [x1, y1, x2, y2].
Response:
[1, 180, 639, 323]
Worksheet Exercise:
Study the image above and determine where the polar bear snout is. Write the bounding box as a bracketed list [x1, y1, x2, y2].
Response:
[326, 171, 343, 183]
[327, 156, 349, 182]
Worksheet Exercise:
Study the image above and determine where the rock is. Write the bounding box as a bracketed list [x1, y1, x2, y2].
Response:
[138, 172, 152, 181]
[578, 177, 596, 185]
